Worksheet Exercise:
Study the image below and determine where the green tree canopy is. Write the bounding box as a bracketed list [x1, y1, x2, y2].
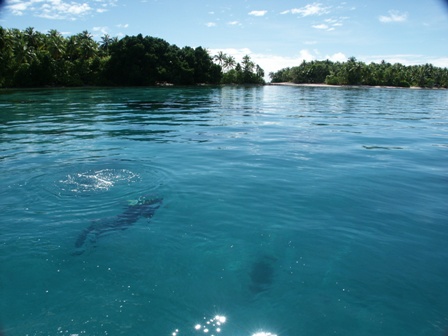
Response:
[269, 58, 448, 88]
[0, 27, 224, 88]
[214, 52, 265, 85]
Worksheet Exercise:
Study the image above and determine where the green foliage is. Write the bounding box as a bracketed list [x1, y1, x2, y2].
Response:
[215, 53, 265, 85]
[0, 26, 222, 88]
[270, 58, 448, 88]
[5, 26, 444, 89]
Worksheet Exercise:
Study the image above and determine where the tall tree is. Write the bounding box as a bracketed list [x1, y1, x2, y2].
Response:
[214, 51, 226, 67]
[223, 55, 236, 71]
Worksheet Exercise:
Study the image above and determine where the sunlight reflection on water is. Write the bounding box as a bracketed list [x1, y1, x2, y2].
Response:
[171, 315, 277, 336]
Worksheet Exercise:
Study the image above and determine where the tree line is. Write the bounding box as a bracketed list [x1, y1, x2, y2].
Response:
[269, 57, 448, 88]
[0, 27, 265, 88]
[214, 51, 265, 85]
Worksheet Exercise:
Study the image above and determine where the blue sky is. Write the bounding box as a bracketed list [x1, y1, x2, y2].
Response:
[1, 0, 448, 75]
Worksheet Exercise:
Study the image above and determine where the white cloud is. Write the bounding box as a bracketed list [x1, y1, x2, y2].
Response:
[92, 26, 108, 35]
[117, 23, 129, 28]
[8, 0, 32, 16]
[325, 18, 345, 26]
[313, 24, 329, 30]
[227, 21, 241, 26]
[430, 57, 448, 68]
[379, 10, 408, 23]
[326, 52, 347, 62]
[205, 22, 217, 27]
[282, 3, 330, 17]
[313, 17, 347, 31]
[39, 1, 91, 19]
[7, 0, 115, 19]
[249, 10, 267, 17]
[9, 5, 25, 15]
[298, 49, 316, 61]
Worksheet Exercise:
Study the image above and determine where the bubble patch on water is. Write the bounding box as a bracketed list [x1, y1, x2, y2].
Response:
[57, 169, 140, 193]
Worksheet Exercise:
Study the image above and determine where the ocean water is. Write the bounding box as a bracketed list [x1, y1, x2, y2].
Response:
[0, 85, 447, 336]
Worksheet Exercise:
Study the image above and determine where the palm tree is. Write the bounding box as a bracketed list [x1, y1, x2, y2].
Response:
[242, 55, 254, 74]
[100, 34, 113, 54]
[223, 55, 236, 71]
[0, 27, 15, 86]
[46, 29, 66, 60]
[256, 64, 264, 79]
[14, 35, 35, 65]
[214, 51, 225, 66]
[79, 30, 98, 59]
[0, 27, 14, 61]
[24, 27, 42, 51]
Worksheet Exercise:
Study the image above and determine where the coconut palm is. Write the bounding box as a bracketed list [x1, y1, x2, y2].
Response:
[214, 51, 226, 66]
[223, 55, 236, 71]
[46, 29, 66, 60]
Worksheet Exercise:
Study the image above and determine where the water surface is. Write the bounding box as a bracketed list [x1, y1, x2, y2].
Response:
[1, 86, 447, 336]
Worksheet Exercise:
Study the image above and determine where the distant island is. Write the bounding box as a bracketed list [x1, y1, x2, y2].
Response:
[0, 27, 265, 88]
[269, 57, 448, 88]
[1, 27, 446, 89]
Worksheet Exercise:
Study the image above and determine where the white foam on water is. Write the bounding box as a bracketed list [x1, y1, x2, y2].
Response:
[58, 169, 140, 193]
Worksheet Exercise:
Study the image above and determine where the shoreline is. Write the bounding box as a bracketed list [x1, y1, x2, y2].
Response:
[2, 83, 446, 91]
[269, 82, 447, 90]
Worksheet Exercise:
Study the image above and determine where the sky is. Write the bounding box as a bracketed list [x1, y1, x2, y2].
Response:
[1, 0, 448, 76]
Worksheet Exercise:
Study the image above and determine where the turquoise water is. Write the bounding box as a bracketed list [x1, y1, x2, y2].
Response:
[0, 86, 447, 336]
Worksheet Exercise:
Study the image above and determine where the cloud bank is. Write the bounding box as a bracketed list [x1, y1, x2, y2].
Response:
[7, 0, 116, 20]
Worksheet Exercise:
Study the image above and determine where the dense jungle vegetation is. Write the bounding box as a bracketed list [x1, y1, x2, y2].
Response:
[0, 27, 265, 88]
[269, 57, 448, 88]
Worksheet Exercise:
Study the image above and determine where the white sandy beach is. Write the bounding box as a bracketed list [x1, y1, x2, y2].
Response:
[269, 82, 444, 90]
